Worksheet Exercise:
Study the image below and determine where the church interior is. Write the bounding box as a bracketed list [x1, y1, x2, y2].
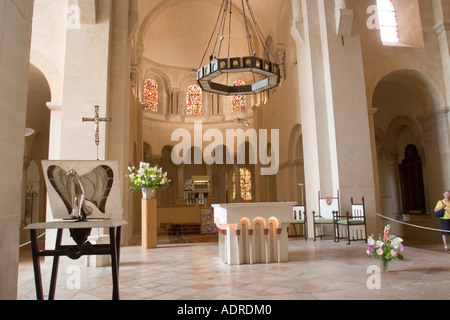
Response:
[2, 0, 450, 300]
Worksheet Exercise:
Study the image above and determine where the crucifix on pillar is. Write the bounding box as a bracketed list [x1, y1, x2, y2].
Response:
[82, 105, 111, 160]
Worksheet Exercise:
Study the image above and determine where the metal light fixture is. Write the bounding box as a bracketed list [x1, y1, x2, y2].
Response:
[233, 118, 250, 126]
[25, 128, 35, 137]
[197, 0, 280, 96]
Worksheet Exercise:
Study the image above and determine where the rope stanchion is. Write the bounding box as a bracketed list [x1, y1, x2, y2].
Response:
[376, 213, 445, 233]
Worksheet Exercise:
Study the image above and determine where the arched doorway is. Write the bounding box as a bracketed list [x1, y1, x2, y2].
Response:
[373, 69, 445, 223]
[21, 64, 51, 243]
[398, 144, 426, 214]
[288, 124, 305, 205]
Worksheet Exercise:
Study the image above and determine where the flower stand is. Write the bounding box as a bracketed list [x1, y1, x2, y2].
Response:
[142, 198, 157, 249]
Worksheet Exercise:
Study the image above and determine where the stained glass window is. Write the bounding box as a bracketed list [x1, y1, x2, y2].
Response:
[232, 171, 236, 200]
[232, 80, 246, 112]
[377, 0, 399, 43]
[144, 79, 158, 112]
[186, 84, 203, 116]
[240, 167, 252, 201]
[232, 167, 252, 201]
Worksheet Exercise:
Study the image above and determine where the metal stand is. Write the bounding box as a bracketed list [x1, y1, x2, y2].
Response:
[26, 220, 127, 300]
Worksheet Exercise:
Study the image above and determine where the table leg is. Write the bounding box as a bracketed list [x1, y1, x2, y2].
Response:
[29, 229, 43, 300]
[109, 227, 119, 300]
[116, 226, 122, 271]
[48, 229, 63, 300]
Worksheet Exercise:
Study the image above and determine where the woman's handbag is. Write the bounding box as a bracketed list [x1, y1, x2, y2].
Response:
[435, 208, 445, 218]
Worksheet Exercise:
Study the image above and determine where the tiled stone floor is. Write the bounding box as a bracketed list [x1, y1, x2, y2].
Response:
[17, 237, 450, 300]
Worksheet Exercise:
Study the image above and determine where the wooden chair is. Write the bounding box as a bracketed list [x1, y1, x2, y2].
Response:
[336, 197, 367, 245]
[291, 205, 307, 241]
[312, 191, 340, 241]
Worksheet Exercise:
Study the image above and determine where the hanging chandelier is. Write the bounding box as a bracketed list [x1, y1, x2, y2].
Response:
[197, 0, 280, 96]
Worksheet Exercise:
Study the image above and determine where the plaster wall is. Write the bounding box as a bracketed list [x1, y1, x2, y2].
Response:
[0, 0, 34, 300]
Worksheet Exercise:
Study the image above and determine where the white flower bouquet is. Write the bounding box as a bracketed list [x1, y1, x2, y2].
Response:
[127, 162, 170, 191]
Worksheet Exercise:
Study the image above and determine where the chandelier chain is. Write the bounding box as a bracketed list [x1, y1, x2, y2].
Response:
[245, 0, 277, 63]
[198, 0, 227, 69]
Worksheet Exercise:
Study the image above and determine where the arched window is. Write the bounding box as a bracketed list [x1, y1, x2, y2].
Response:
[240, 167, 252, 201]
[232, 171, 236, 200]
[186, 84, 203, 116]
[232, 167, 252, 201]
[377, 0, 399, 43]
[232, 80, 246, 112]
[144, 79, 158, 112]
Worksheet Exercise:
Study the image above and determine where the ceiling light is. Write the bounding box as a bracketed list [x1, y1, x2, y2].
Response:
[197, 0, 280, 96]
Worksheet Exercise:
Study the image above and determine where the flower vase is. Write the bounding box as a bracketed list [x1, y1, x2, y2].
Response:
[142, 187, 156, 199]
[381, 257, 390, 272]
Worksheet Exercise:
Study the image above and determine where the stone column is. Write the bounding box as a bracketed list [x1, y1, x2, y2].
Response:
[106, 0, 132, 244]
[226, 224, 239, 265]
[47, 1, 133, 249]
[206, 165, 213, 203]
[0, 0, 34, 300]
[58, 0, 112, 161]
[386, 153, 402, 216]
[46, 1, 113, 254]
[432, 0, 450, 105]
[417, 107, 450, 209]
[233, 164, 241, 202]
[291, 0, 333, 238]
[319, 0, 377, 232]
[176, 164, 185, 205]
[46, 103, 62, 160]
[291, 0, 377, 236]
[378, 151, 402, 219]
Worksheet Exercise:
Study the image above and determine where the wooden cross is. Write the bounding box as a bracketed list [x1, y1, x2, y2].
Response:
[82, 105, 111, 160]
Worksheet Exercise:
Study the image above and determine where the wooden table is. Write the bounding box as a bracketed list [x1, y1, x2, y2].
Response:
[25, 220, 127, 300]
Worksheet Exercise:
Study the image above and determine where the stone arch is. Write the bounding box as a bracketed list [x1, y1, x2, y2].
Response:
[385, 115, 423, 158]
[29, 49, 62, 104]
[287, 124, 304, 204]
[180, 76, 203, 117]
[252, 217, 266, 263]
[288, 124, 302, 161]
[142, 67, 171, 115]
[184, 146, 207, 190]
[374, 126, 388, 160]
[267, 217, 279, 263]
[239, 217, 251, 264]
[375, 115, 426, 218]
[21, 64, 51, 242]
[372, 69, 444, 220]
[373, 69, 445, 115]
[143, 142, 152, 163]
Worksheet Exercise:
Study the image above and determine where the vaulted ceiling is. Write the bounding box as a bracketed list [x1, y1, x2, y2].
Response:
[137, 0, 290, 69]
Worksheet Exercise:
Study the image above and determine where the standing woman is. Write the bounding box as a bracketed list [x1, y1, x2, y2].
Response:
[435, 191, 450, 251]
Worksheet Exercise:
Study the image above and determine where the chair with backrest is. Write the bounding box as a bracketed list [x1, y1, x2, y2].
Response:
[291, 205, 307, 241]
[312, 190, 340, 241]
[336, 197, 367, 245]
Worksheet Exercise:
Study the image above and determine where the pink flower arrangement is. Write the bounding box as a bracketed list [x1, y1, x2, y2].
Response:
[367, 224, 405, 270]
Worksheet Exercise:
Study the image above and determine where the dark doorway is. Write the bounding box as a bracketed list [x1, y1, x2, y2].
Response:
[398, 144, 426, 214]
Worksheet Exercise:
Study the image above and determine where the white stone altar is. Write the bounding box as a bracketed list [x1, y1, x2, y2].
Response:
[212, 202, 296, 265]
